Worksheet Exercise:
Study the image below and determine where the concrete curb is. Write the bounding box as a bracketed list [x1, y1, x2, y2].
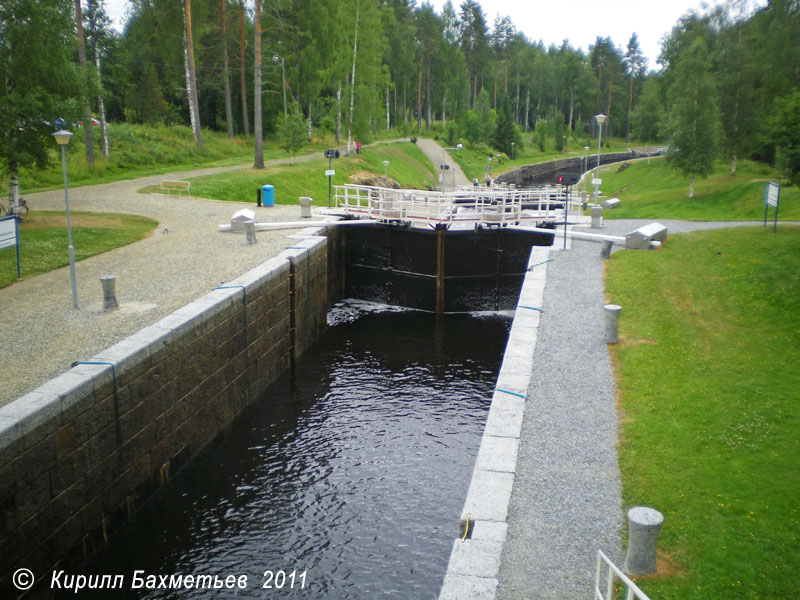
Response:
[439, 245, 551, 599]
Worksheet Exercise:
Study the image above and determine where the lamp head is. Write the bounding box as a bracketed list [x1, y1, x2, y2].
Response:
[594, 114, 607, 125]
[456, 143, 462, 150]
[52, 130, 73, 146]
[383, 160, 390, 166]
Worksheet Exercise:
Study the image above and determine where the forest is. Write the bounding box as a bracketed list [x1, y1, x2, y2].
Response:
[1, 0, 799, 205]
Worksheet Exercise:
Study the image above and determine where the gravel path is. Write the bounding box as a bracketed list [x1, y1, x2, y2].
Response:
[416, 138, 470, 190]
[496, 217, 774, 598]
[0, 162, 331, 408]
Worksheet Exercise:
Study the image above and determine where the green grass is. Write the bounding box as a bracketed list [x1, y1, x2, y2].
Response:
[596, 158, 800, 221]
[0, 211, 157, 288]
[181, 141, 438, 205]
[606, 226, 800, 598]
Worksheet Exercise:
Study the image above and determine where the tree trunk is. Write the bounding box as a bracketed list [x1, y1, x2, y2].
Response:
[253, 0, 264, 167]
[239, 1, 249, 136]
[386, 86, 390, 130]
[524, 88, 530, 132]
[88, 0, 109, 159]
[689, 174, 694, 199]
[221, 0, 234, 138]
[336, 84, 341, 143]
[425, 53, 431, 129]
[416, 57, 422, 130]
[626, 73, 634, 143]
[308, 97, 313, 140]
[8, 167, 20, 216]
[346, 0, 359, 156]
[184, 0, 203, 146]
[74, 0, 95, 166]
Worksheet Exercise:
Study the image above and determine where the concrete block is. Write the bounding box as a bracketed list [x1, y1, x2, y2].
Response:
[626, 222, 667, 249]
[470, 520, 508, 543]
[474, 436, 520, 474]
[0, 391, 62, 450]
[230, 208, 256, 232]
[461, 470, 515, 522]
[483, 395, 525, 439]
[446, 538, 504, 578]
[438, 573, 497, 600]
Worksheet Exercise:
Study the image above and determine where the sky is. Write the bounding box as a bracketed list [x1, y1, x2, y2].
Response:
[103, 0, 767, 71]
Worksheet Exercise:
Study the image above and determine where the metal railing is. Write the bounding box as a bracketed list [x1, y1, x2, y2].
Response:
[333, 183, 585, 228]
[595, 550, 651, 600]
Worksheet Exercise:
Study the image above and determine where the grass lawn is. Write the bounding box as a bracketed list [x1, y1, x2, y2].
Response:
[179, 141, 438, 205]
[606, 226, 800, 598]
[597, 158, 800, 221]
[0, 211, 157, 289]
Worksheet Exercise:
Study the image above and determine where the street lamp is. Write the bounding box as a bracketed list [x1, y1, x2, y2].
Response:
[53, 130, 78, 308]
[593, 114, 607, 206]
[441, 143, 462, 192]
[383, 160, 390, 187]
[511, 142, 515, 161]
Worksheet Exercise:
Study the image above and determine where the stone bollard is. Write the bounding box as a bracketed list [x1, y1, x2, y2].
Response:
[604, 304, 621, 344]
[591, 205, 603, 229]
[245, 219, 257, 245]
[100, 276, 118, 310]
[624, 506, 664, 576]
[299, 196, 312, 218]
[600, 240, 614, 259]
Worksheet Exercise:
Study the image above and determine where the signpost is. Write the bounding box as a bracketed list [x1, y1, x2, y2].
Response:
[324, 149, 340, 208]
[0, 215, 21, 279]
[763, 181, 780, 233]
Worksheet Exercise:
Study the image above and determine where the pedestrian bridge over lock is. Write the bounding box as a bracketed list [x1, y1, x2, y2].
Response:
[332, 182, 587, 230]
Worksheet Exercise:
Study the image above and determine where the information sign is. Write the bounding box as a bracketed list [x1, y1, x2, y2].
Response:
[763, 181, 780, 233]
[0, 216, 21, 279]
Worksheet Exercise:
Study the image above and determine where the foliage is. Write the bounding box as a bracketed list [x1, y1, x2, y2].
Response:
[0, 0, 81, 177]
[769, 89, 800, 186]
[277, 99, 308, 158]
[607, 226, 800, 599]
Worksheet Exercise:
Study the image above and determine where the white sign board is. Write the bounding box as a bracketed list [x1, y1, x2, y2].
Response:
[0, 216, 17, 250]
[592, 178, 602, 186]
[766, 182, 779, 207]
[325, 169, 335, 177]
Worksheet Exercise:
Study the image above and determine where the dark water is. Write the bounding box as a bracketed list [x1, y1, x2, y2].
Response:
[78, 304, 510, 599]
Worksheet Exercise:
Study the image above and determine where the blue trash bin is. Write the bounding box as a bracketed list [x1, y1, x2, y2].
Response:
[261, 184, 274, 206]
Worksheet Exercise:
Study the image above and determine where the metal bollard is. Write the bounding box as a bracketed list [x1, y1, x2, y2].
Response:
[604, 304, 621, 344]
[245, 219, 257, 245]
[624, 506, 663, 576]
[100, 276, 118, 310]
[600, 239, 614, 259]
[591, 205, 603, 229]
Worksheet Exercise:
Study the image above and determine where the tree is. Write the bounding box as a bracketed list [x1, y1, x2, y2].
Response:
[492, 98, 515, 156]
[623, 33, 646, 143]
[220, 0, 234, 138]
[183, 0, 203, 145]
[277, 98, 307, 159]
[769, 89, 800, 186]
[666, 37, 719, 198]
[86, 0, 111, 159]
[0, 0, 81, 214]
[253, 0, 263, 168]
[74, 0, 95, 166]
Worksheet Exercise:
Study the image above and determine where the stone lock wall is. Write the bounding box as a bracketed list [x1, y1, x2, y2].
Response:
[0, 231, 334, 598]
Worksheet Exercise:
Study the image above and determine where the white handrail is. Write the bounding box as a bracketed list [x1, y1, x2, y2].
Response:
[595, 550, 651, 600]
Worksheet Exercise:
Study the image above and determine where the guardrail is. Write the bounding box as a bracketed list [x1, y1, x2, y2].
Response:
[595, 550, 652, 600]
[334, 183, 585, 228]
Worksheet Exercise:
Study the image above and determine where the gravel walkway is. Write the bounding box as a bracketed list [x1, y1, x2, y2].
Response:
[0, 162, 330, 408]
[496, 217, 773, 598]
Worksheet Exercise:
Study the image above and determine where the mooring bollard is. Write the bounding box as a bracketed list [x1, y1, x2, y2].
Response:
[245, 219, 257, 245]
[600, 239, 614, 259]
[299, 196, 312, 218]
[591, 205, 603, 229]
[604, 303, 621, 343]
[100, 275, 118, 310]
[624, 506, 663, 576]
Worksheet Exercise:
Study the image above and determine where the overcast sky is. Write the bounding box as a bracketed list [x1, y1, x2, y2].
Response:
[103, 0, 767, 71]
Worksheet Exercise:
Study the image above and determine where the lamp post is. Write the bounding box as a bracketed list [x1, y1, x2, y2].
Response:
[383, 160, 390, 187]
[511, 142, 515, 161]
[593, 114, 607, 206]
[53, 129, 78, 308]
[486, 155, 492, 184]
[440, 143, 462, 192]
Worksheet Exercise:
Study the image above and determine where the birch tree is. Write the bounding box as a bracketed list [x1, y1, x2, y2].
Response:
[183, 0, 203, 146]
[74, 0, 95, 165]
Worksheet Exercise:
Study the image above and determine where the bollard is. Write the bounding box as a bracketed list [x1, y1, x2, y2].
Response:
[245, 220, 257, 245]
[256, 188, 262, 207]
[100, 276, 118, 310]
[600, 239, 614, 259]
[624, 506, 663, 576]
[591, 205, 603, 229]
[604, 304, 621, 344]
[299, 196, 312, 218]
